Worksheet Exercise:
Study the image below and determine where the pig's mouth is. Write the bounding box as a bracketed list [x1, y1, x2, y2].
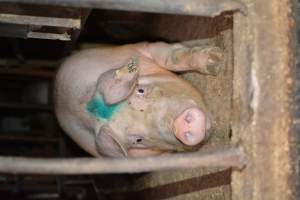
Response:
[125, 133, 205, 157]
[127, 134, 180, 152]
[126, 140, 200, 157]
[126, 139, 174, 157]
[127, 148, 169, 157]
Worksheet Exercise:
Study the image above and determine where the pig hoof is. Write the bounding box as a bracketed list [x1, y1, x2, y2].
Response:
[206, 47, 223, 75]
[169, 47, 189, 65]
[191, 46, 223, 76]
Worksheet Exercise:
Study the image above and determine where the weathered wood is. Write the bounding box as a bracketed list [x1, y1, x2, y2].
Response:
[0, 3, 83, 18]
[231, 0, 298, 200]
[0, 4, 89, 40]
[110, 169, 232, 199]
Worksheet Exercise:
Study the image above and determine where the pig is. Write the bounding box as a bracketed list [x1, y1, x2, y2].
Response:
[54, 42, 222, 158]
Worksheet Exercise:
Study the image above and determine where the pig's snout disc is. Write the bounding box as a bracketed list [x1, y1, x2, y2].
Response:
[173, 107, 207, 146]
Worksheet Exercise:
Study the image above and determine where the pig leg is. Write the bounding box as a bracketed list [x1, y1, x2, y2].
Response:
[141, 42, 223, 75]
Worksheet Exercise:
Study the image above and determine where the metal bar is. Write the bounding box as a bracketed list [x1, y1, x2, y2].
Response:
[0, 0, 247, 17]
[0, 148, 246, 175]
[61, 9, 91, 54]
[27, 31, 71, 41]
[0, 13, 81, 28]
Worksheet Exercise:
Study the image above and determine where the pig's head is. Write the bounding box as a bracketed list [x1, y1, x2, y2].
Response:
[87, 59, 212, 157]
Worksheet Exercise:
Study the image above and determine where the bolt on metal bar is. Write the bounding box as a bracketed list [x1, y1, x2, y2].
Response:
[0, 148, 246, 175]
[0, 0, 247, 17]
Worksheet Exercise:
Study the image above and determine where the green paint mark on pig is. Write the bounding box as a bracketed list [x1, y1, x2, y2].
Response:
[86, 95, 121, 120]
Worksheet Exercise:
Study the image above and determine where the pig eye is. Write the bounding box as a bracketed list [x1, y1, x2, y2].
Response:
[136, 138, 143, 143]
[138, 89, 144, 94]
[136, 87, 145, 96]
[136, 85, 152, 97]
[129, 135, 144, 145]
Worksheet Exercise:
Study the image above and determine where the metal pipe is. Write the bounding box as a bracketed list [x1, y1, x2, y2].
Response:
[0, 148, 246, 175]
[0, 14, 81, 28]
[0, 0, 247, 17]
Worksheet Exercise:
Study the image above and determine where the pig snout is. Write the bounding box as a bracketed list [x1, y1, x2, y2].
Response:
[173, 107, 210, 146]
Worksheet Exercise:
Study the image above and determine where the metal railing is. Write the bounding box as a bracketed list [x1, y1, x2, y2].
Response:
[0, 0, 246, 17]
[0, 148, 246, 174]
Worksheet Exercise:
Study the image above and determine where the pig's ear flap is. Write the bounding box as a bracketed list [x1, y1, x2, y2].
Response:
[97, 58, 139, 105]
[95, 125, 127, 158]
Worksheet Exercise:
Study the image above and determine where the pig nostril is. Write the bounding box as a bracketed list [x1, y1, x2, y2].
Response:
[174, 107, 207, 146]
[184, 113, 193, 123]
[184, 131, 193, 142]
[136, 138, 143, 143]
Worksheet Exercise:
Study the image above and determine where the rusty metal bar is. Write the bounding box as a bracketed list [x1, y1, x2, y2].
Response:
[0, 148, 246, 175]
[0, 0, 246, 17]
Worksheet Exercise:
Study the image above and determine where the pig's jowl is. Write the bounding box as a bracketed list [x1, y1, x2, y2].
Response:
[54, 42, 223, 158]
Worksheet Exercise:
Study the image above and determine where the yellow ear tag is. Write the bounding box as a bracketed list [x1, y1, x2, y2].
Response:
[115, 58, 138, 79]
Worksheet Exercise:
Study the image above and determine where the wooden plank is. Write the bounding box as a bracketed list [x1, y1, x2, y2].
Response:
[231, 0, 297, 200]
[0, 4, 88, 40]
[110, 169, 231, 200]
[0, 3, 83, 18]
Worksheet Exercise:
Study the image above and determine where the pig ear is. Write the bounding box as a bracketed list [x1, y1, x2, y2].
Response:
[97, 58, 139, 105]
[95, 125, 127, 158]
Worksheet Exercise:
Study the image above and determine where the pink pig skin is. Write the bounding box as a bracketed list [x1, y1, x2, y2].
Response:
[54, 42, 222, 158]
